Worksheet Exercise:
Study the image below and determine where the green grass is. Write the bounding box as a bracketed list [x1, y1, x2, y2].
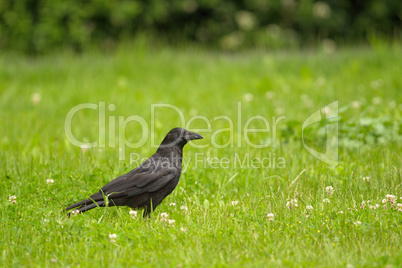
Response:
[1, 42, 401, 267]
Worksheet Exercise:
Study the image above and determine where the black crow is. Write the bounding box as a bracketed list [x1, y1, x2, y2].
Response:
[66, 128, 203, 217]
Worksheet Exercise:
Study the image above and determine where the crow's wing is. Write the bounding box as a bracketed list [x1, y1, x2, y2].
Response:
[89, 159, 177, 200]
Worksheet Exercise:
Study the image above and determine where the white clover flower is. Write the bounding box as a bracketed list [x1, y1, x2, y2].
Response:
[362, 177, 370, 182]
[9, 195, 17, 204]
[71, 210, 80, 216]
[382, 199, 387, 204]
[231, 201, 239, 206]
[369, 205, 376, 210]
[325, 186, 334, 196]
[386, 194, 396, 204]
[161, 212, 168, 218]
[31, 93, 41, 105]
[181, 227, 187, 233]
[352, 101, 361, 109]
[286, 199, 298, 209]
[46, 179, 54, 185]
[376, 204, 380, 208]
[109, 233, 117, 243]
[168, 220, 175, 227]
[323, 198, 330, 204]
[306, 205, 313, 211]
[129, 210, 137, 219]
[338, 211, 344, 214]
[80, 144, 89, 153]
[243, 93, 254, 102]
[267, 213, 274, 221]
[169, 203, 176, 206]
[180, 206, 188, 211]
[354, 221, 361, 226]
[397, 203, 402, 208]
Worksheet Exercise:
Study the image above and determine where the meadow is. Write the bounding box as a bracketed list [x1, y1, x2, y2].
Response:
[0, 41, 401, 267]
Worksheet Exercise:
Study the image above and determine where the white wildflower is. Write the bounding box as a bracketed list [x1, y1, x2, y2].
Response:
[352, 101, 361, 109]
[286, 199, 298, 209]
[323, 198, 330, 204]
[243, 93, 254, 102]
[129, 210, 137, 219]
[267, 213, 274, 221]
[231, 201, 239, 206]
[386, 194, 396, 204]
[354, 221, 361, 226]
[181, 227, 187, 232]
[169, 203, 176, 206]
[46, 179, 54, 185]
[362, 177, 370, 182]
[168, 220, 175, 227]
[9, 195, 17, 204]
[180, 206, 188, 211]
[71, 210, 80, 216]
[109, 233, 117, 243]
[31, 93, 41, 105]
[325, 186, 334, 196]
[80, 144, 89, 153]
[306, 205, 313, 211]
[338, 211, 344, 214]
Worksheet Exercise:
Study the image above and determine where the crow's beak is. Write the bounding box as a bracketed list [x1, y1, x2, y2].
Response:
[187, 132, 203, 141]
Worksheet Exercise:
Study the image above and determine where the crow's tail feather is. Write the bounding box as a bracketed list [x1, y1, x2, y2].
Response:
[67, 200, 105, 216]
[65, 198, 94, 211]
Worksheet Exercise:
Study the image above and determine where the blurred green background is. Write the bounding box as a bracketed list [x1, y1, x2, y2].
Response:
[1, 0, 401, 54]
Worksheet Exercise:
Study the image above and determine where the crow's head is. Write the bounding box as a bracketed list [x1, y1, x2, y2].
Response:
[159, 128, 203, 148]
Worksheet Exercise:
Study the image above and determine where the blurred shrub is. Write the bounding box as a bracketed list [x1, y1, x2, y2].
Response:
[0, 0, 400, 53]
